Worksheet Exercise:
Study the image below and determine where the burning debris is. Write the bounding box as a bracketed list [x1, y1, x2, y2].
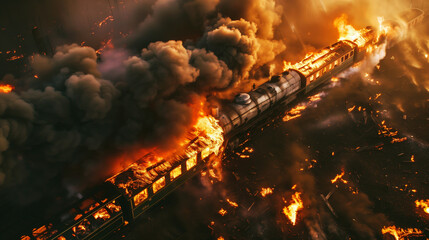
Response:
[282, 191, 304, 226]
[381, 226, 424, 240]
[415, 200, 429, 214]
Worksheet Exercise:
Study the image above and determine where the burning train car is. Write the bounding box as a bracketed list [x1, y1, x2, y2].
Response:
[18, 8, 424, 240]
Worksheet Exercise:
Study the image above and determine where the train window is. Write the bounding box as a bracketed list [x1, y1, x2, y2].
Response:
[186, 155, 197, 170]
[350, 51, 354, 56]
[133, 189, 148, 206]
[106, 201, 122, 213]
[341, 57, 344, 62]
[92, 208, 110, 222]
[316, 72, 320, 78]
[202, 147, 211, 159]
[345, 54, 349, 60]
[309, 75, 314, 82]
[153, 177, 165, 193]
[170, 165, 182, 180]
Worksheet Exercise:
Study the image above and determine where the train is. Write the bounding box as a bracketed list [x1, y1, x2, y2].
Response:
[18, 8, 424, 240]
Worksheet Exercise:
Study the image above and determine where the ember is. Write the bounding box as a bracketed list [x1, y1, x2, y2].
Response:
[415, 199, 429, 214]
[381, 226, 424, 240]
[260, 188, 273, 197]
[331, 169, 348, 184]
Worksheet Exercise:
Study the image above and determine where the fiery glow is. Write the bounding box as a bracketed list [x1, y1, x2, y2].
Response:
[283, 93, 323, 122]
[381, 226, 423, 240]
[282, 192, 304, 225]
[226, 199, 238, 208]
[334, 14, 371, 48]
[261, 187, 273, 197]
[96, 39, 114, 54]
[93, 208, 110, 221]
[218, 208, 227, 216]
[0, 84, 14, 93]
[106, 201, 122, 213]
[7, 54, 24, 61]
[331, 169, 348, 184]
[98, 16, 114, 27]
[415, 199, 429, 214]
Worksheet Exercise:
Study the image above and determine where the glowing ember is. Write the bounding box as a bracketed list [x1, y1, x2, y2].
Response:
[415, 199, 429, 214]
[282, 192, 303, 226]
[7, 54, 24, 61]
[226, 199, 238, 208]
[381, 226, 423, 240]
[217, 237, 225, 240]
[334, 14, 371, 47]
[218, 208, 227, 216]
[0, 84, 14, 93]
[331, 77, 339, 82]
[96, 39, 114, 54]
[390, 137, 407, 144]
[260, 187, 273, 197]
[410, 155, 415, 162]
[331, 169, 348, 184]
[98, 16, 114, 27]
[93, 208, 110, 220]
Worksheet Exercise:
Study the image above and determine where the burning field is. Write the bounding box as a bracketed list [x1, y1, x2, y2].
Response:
[0, 0, 428, 239]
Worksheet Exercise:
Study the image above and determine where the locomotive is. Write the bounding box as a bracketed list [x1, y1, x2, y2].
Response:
[18, 8, 424, 240]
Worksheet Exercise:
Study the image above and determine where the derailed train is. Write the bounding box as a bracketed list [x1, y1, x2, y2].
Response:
[18, 8, 424, 240]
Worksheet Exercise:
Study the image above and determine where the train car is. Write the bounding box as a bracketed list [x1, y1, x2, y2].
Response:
[20, 184, 124, 240]
[107, 135, 216, 221]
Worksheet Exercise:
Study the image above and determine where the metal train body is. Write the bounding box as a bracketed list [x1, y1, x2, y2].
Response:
[19, 8, 425, 240]
[217, 37, 369, 139]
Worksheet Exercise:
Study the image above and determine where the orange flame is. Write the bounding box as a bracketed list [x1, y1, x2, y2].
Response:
[218, 208, 227, 216]
[282, 192, 304, 225]
[415, 199, 429, 214]
[0, 84, 14, 93]
[226, 199, 238, 208]
[381, 226, 423, 240]
[331, 169, 348, 184]
[334, 14, 370, 48]
[93, 208, 110, 220]
[260, 187, 273, 197]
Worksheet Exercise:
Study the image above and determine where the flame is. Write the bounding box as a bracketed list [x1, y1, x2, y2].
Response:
[282, 192, 304, 226]
[96, 39, 114, 54]
[226, 199, 238, 208]
[415, 199, 429, 214]
[218, 208, 227, 216]
[0, 84, 14, 93]
[93, 208, 110, 220]
[331, 169, 348, 184]
[261, 187, 273, 197]
[7, 54, 24, 61]
[98, 16, 114, 27]
[334, 14, 371, 48]
[381, 226, 423, 240]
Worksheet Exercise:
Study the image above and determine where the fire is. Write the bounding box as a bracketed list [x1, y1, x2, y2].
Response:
[260, 187, 273, 197]
[226, 199, 238, 208]
[0, 84, 14, 93]
[192, 114, 224, 157]
[96, 39, 114, 55]
[334, 14, 371, 48]
[7, 54, 24, 61]
[98, 16, 114, 27]
[415, 199, 429, 214]
[331, 169, 348, 184]
[282, 192, 304, 226]
[93, 208, 110, 220]
[381, 226, 423, 240]
[218, 208, 227, 216]
[283, 93, 323, 122]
